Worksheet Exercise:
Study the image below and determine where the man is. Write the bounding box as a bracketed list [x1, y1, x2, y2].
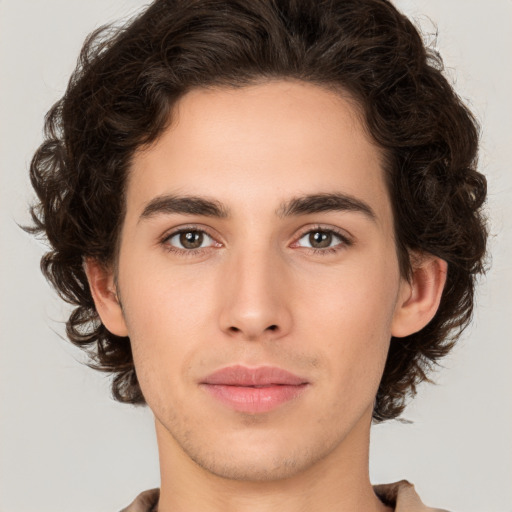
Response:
[26, 0, 487, 510]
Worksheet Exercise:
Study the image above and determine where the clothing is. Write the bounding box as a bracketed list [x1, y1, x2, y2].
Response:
[374, 481, 449, 511]
[120, 480, 449, 511]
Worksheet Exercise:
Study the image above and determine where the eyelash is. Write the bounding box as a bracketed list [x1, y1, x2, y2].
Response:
[160, 226, 219, 257]
[293, 225, 353, 255]
[160, 225, 352, 256]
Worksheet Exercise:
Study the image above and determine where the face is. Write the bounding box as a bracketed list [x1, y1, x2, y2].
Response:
[103, 80, 412, 481]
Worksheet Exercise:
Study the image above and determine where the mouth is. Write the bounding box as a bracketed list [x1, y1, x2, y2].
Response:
[200, 365, 310, 414]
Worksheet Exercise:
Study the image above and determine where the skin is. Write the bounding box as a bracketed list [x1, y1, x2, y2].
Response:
[87, 79, 447, 512]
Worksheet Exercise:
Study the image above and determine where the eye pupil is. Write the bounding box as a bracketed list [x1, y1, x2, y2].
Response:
[180, 231, 203, 249]
[309, 231, 332, 248]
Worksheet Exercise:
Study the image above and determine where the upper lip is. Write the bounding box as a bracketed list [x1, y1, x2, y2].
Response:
[202, 365, 308, 386]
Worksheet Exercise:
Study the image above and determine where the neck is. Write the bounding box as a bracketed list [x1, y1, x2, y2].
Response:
[155, 407, 391, 512]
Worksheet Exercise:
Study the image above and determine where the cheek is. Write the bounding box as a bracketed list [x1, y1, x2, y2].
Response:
[295, 255, 400, 394]
[299, 252, 400, 331]
[117, 257, 222, 386]
[119, 249, 216, 332]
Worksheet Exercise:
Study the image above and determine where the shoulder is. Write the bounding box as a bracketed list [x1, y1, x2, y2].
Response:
[119, 488, 159, 512]
[373, 480, 450, 512]
[121, 482, 449, 512]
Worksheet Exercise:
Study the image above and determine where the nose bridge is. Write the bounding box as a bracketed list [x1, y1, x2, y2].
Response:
[219, 241, 291, 340]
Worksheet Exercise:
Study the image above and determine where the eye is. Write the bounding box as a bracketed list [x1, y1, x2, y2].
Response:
[164, 229, 217, 250]
[295, 228, 350, 251]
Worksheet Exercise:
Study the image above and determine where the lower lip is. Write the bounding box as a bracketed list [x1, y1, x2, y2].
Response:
[201, 383, 309, 413]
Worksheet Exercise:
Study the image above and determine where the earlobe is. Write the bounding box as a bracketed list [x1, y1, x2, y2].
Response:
[391, 255, 448, 338]
[84, 258, 129, 337]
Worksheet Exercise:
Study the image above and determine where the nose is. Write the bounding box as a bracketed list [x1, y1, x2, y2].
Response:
[218, 247, 292, 341]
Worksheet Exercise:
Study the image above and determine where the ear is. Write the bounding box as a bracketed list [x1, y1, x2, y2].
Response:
[391, 254, 448, 338]
[84, 258, 129, 337]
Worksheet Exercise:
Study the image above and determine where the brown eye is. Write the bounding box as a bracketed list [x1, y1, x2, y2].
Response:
[179, 231, 204, 249]
[165, 229, 216, 251]
[308, 231, 333, 248]
[295, 228, 349, 252]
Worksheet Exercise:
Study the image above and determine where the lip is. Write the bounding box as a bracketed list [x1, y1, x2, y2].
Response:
[200, 365, 309, 414]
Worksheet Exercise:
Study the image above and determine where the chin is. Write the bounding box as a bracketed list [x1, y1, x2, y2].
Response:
[188, 449, 312, 482]
[179, 429, 340, 483]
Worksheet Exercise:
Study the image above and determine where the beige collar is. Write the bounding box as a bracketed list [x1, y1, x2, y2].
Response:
[374, 480, 450, 511]
[122, 480, 449, 512]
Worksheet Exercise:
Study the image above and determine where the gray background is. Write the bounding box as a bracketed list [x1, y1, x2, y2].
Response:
[1, 1, 511, 511]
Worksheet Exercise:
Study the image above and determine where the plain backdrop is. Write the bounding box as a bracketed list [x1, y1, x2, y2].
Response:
[1, 1, 511, 511]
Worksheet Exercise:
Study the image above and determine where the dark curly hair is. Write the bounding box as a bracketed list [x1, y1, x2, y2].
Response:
[28, 0, 487, 422]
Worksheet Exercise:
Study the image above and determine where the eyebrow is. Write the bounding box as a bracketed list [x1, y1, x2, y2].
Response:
[139, 192, 376, 222]
[276, 193, 376, 221]
[140, 194, 229, 221]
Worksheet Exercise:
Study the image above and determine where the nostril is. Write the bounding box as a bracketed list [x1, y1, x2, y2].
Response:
[225, 324, 279, 336]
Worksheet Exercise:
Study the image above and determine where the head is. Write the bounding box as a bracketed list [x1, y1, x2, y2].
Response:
[29, 0, 486, 445]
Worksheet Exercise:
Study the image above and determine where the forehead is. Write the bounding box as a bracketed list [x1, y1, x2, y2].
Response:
[126, 80, 391, 225]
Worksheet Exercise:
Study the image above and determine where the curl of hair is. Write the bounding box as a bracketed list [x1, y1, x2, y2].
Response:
[28, 0, 487, 421]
